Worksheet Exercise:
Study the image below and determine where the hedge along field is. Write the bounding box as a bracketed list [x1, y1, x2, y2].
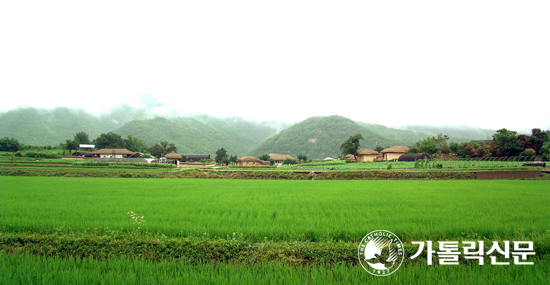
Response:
[1, 177, 549, 242]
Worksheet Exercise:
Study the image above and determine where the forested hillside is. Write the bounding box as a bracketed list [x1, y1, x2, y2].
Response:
[114, 116, 278, 156]
[399, 125, 495, 141]
[0, 107, 115, 146]
[355, 122, 429, 143]
[247, 115, 428, 159]
[0, 107, 281, 156]
[0, 104, 166, 146]
[1, 106, 499, 157]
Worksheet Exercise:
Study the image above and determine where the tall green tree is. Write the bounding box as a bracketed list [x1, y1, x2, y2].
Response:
[530, 128, 550, 153]
[147, 141, 178, 158]
[0, 137, 21, 164]
[64, 139, 79, 154]
[148, 144, 165, 159]
[539, 141, 550, 161]
[340, 134, 364, 158]
[409, 134, 450, 156]
[160, 141, 177, 153]
[93, 132, 125, 149]
[124, 135, 147, 152]
[0, 137, 21, 152]
[492, 128, 522, 157]
[215, 147, 228, 164]
[449, 142, 463, 156]
[432, 133, 449, 148]
[258, 153, 270, 161]
[408, 137, 440, 156]
[73, 131, 90, 145]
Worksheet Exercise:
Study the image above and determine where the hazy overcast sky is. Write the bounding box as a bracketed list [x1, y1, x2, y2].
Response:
[1, 1, 549, 131]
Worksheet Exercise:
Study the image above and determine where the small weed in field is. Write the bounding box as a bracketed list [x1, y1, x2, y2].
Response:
[127, 211, 145, 231]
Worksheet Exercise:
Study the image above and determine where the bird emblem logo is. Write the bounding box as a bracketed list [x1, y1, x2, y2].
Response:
[358, 230, 404, 276]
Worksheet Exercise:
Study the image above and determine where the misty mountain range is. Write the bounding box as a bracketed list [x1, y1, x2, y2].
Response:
[0, 106, 496, 158]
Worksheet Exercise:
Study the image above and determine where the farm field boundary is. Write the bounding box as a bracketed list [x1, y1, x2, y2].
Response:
[0, 168, 481, 180]
[1, 232, 549, 266]
[2, 167, 549, 180]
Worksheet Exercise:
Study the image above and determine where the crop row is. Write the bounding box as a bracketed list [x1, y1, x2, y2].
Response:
[288, 160, 542, 170]
[72, 160, 176, 168]
[1, 177, 548, 242]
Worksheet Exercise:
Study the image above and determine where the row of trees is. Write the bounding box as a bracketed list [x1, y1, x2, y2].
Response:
[0, 137, 21, 163]
[338, 128, 550, 161]
[0, 137, 21, 153]
[62, 131, 179, 159]
[214, 148, 237, 165]
[408, 128, 550, 160]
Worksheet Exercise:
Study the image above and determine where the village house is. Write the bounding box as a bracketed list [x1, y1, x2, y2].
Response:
[183, 154, 211, 162]
[89, 148, 140, 158]
[269, 154, 295, 166]
[78, 144, 95, 151]
[356, 148, 379, 162]
[235, 156, 270, 166]
[164, 152, 182, 166]
[380, 145, 410, 161]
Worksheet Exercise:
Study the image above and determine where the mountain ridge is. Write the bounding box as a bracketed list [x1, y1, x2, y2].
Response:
[247, 115, 428, 159]
[1, 106, 497, 157]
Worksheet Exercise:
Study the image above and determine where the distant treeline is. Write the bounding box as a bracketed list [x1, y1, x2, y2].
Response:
[407, 128, 550, 160]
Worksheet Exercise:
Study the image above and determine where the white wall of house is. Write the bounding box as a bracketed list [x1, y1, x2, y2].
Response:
[100, 154, 123, 158]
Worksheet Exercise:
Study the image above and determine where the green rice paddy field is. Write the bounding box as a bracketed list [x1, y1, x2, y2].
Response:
[1, 176, 549, 284]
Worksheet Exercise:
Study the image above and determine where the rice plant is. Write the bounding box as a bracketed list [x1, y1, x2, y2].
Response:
[1, 177, 548, 242]
[1, 252, 548, 285]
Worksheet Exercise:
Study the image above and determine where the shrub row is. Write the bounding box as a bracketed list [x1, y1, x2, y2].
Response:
[0, 169, 177, 179]
[73, 161, 176, 168]
[0, 168, 474, 180]
[227, 165, 277, 169]
[1, 232, 548, 265]
[15, 151, 59, 159]
[0, 232, 356, 265]
[318, 171, 477, 180]
[8, 168, 549, 180]
[0, 168, 480, 180]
